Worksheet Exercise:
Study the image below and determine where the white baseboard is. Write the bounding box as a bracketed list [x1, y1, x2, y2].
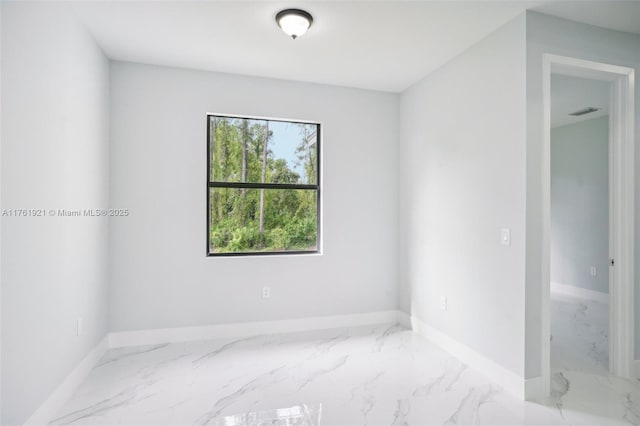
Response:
[396, 310, 412, 329]
[551, 281, 609, 304]
[109, 310, 402, 348]
[634, 359, 640, 379]
[24, 336, 108, 426]
[410, 315, 526, 400]
[524, 375, 549, 400]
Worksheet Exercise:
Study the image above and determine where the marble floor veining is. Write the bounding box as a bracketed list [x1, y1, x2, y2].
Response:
[51, 305, 639, 426]
[545, 290, 640, 426]
[550, 291, 609, 375]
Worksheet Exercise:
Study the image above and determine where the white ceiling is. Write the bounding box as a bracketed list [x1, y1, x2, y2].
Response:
[532, 0, 640, 35]
[68, 1, 640, 93]
[551, 74, 610, 128]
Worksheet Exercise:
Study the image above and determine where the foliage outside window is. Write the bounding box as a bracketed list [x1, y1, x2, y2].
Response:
[207, 115, 320, 255]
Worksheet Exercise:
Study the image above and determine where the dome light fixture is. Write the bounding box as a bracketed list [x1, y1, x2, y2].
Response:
[276, 9, 313, 39]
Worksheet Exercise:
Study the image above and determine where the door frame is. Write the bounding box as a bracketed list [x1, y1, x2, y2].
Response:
[541, 54, 635, 389]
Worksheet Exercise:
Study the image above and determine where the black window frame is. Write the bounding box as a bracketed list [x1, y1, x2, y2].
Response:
[206, 114, 321, 257]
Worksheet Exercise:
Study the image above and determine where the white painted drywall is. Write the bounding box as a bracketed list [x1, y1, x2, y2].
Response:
[551, 116, 609, 294]
[109, 62, 399, 332]
[399, 15, 527, 377]
[1, 3, 110, 424]
[0, 2, 3, 423]
[550, 75, 609, 128]
[525, 11, 640, 378]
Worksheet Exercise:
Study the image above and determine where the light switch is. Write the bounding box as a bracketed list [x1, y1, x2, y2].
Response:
[500, 228, 511, 246]
[440, 296, 447, 311]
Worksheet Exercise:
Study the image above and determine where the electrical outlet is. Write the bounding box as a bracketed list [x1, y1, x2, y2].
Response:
[77, 317, 83, 337]
[262, 286, 271, 299]
[440, 296, 447, 311]
[590, 266, 597, 277]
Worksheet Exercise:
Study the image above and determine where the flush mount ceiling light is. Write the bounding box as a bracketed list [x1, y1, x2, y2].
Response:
[276, 9, 313, 39]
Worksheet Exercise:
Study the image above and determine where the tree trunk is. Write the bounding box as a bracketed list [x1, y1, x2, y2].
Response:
[307, 134, 314, 181]
[240, 120, 249, 223]
[209, 118, 216, 251]
[241, 120, 248, 184]
[259, 122, 269, 238]
[214, 118, 218, 220]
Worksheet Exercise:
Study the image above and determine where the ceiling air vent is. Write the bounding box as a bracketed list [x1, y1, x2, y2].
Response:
[569, 107, 600, 117]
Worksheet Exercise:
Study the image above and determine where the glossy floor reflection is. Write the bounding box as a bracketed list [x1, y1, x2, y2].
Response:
[550, 291, 609, 374]
[545, 290, 640, 426]
[52, 320, 639, 425]
[214, 403, 321, 426]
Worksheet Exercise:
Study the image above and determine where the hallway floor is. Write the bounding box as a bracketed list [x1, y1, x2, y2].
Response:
[51, 316, 639, 425]
[551, 290, 609, 374]
[548, 290, 639, 425]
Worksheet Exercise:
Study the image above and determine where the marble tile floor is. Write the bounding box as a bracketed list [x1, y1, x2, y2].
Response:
[51, 315, 639, 425]
[547, 290, 640, 426]
[550, 291, 609, 375]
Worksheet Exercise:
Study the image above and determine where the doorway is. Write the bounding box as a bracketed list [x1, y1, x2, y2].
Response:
[550, 74, 611, 376]
[541, 54, 635, 394]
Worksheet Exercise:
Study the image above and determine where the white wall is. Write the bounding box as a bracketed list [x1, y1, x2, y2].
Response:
[399, 15, 527, 376]
[525, 11, 640, 378]
[0, 2, 3, 423]
[1, 3, 110, 424]
[551, 116, 609, 294]
[109, 62, 399, 332]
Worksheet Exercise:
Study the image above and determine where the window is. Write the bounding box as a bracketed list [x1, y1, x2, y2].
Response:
[207, 115, 320, 256]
